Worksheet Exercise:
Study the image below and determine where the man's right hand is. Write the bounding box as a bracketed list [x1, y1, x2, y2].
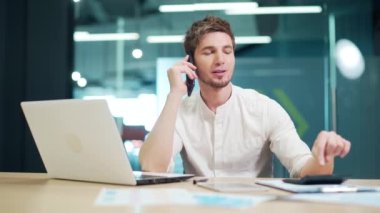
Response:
[167, 55, 198, 96]
[140, 55, 197, 172]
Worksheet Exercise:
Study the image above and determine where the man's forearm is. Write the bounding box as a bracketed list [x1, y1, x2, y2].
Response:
[299, 157, 334, 177]
[139, 92, 183, 172]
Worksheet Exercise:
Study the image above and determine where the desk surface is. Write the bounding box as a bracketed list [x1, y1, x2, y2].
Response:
[1, 172, 379, 213]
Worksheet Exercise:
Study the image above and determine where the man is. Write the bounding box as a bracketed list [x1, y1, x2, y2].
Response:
[139, 16, 351, 177]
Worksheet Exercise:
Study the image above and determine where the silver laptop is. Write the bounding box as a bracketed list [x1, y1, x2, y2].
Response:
[21, 99, 194, 185]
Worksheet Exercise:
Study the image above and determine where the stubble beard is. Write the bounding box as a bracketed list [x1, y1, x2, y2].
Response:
[196, 70, 231, 88]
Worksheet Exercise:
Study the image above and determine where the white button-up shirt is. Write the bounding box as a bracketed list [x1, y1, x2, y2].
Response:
[171, 85, 312, 177]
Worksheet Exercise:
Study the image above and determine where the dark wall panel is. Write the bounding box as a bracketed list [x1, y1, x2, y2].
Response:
[1, 0, 27, 172]
[0, 0, 5, 169]
[0, 0, 73, 172]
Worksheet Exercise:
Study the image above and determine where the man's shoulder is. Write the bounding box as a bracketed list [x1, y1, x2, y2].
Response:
[179, 92, 198, 110]
[233, 85, 271, 103]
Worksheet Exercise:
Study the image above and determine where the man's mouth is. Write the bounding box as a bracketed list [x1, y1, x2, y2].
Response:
[211, 69, 226, 78]
[212, 69, 226, 74]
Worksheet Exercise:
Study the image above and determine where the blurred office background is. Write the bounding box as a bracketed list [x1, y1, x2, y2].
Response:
[1, 0, 379, 178]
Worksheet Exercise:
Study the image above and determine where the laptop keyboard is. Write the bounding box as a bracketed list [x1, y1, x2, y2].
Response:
[135, 174, 164, 180]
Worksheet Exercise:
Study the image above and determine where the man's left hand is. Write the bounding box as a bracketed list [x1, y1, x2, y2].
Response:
[312, 131, 351, 165]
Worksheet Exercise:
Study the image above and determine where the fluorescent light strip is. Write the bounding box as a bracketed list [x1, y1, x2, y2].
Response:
[147, 35, 271, 44]
[74, 32, 139, 42]
[226, 6, 322, 15]
[159, 2, 258, 12]
[146, 35, 184, 43]
[235, 36, 271, 44]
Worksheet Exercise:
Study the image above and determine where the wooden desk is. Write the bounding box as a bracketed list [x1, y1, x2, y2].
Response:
[0, 172, 379, 213]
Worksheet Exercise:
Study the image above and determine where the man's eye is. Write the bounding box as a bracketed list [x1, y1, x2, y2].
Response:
[224, 49, 233, 54]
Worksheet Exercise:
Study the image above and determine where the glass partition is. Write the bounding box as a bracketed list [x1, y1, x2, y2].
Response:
[72, 0, 380, 178]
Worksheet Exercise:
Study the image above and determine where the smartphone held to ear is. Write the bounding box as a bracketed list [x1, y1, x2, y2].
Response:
[186, 54, 195, 97]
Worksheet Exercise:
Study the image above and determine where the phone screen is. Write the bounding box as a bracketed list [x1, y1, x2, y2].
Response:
[186, 54, 195, 96]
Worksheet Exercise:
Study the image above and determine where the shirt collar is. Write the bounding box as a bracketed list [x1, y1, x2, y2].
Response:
[198, 84, 235, 119]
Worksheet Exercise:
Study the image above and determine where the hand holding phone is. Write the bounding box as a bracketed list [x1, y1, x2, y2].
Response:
[186, 53, 195, 97]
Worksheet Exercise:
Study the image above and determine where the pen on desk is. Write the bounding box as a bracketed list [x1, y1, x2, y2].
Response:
[193, 178, 208, 185]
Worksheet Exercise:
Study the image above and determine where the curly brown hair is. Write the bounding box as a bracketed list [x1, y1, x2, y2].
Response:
[183, 16, 235, 56]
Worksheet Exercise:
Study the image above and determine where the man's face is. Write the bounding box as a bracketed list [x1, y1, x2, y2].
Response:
[194, 32, 235, 88]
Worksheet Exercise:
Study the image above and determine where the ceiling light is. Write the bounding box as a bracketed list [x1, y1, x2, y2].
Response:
[132, 49, 143, 59]
[71, 71, 81, 81]
[74, 32, 139, 42]
[147, 35, 184, 43]
[235, 36, 271, 44]
[335, 39, 365, 80]
[147, 35, 271, 44]
[226, 6, 322, 15]
[159, 2, 258, 12]
[77, 78, 87, 87]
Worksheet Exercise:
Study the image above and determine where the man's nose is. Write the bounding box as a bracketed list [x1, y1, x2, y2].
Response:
[215, 52, 225, 65]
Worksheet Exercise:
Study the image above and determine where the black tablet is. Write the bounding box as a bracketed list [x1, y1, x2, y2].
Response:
[283, 175, 346, 185]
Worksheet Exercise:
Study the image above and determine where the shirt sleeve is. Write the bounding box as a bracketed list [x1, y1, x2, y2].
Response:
[266, 99, 313, 177]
